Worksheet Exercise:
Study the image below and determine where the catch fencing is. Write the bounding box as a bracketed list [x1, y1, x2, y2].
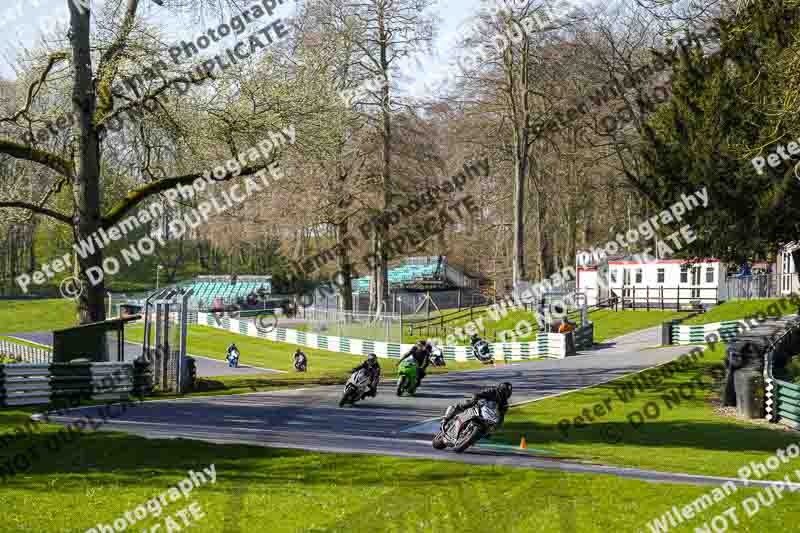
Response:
[297, 308, 403, 343]
[312, 288, 491, 316]
[0, 339, 52, 364]
[720, 274, 779, 301]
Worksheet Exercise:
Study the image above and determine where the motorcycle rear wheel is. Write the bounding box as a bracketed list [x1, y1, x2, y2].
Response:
[453, 423, 483, 453]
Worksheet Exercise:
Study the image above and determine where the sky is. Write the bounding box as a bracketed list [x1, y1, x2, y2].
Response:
[0, 0, 485, 98]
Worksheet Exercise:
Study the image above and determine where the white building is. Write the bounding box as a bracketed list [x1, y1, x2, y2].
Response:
[777, 243, 800, 295]
[576, 251, 727, 308]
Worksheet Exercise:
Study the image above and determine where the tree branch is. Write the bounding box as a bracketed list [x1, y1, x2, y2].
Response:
[0, 52, 68, 125]
[102, 162, 274, 228]
[0, 201, 71, 224]
[0, 140, 74, 177]
[96, 0, 141, 118]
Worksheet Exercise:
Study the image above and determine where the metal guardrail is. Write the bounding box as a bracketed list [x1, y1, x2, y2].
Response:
[764, 317, 800, 430]
[0, 362, 152, 407]
[0, 339, 52, 365]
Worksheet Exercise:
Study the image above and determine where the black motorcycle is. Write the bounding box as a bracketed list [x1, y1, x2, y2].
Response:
[432, 399, 500, 453]
[293, 352, 307, 372]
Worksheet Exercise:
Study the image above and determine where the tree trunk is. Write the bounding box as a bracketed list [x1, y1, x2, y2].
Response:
[27, 221, 37, 274]
[507, 40, 530, 288]
[371, 3, 391, 316]
[512, 153, 527, 286]
[334, 221, 354, 312]
[536, 181, 554, 279]
[70, 3, 106, 324]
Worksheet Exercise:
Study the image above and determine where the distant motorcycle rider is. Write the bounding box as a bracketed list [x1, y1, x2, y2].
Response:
[470, 333, 491, 361]
[398, 340, 432, 386]
[442, 382, 513, 426]
[226, 343, 240, 367]
[293, 349, 307, 371]
[351, 353, 381, 397]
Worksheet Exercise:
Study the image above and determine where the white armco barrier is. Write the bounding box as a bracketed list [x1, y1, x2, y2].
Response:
[199, 313, 576, 360]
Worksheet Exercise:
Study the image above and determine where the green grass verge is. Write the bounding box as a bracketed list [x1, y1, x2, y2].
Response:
[683, 298, 794, 325]
[0, 299, 79, 333]
[127, 324, 485, 394]
[1, 407, 799, 532]
[409, 307, 690, 345]
[589, 309, 690, 343]
[494, 342, 800, 479]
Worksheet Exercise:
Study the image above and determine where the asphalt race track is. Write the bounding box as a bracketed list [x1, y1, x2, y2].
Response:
[37, 327, 787, 488]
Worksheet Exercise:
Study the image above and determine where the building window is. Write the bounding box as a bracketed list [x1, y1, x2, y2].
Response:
[706, 267, 714, 283]
[680, 265, 689, 284]
[657, 268, 665, 283]
[635, 269, 643, 283]
[610, 269, 617, 284]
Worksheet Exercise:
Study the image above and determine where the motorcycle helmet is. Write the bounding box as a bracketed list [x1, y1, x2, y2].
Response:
[498, 382, 513, 400]
[367, 353, 378, 365]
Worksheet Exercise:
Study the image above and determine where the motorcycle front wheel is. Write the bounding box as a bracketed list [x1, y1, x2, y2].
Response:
[339, 386, 355, 407]
[453, 422, 483, 453]
[432, 433, 446, 450]
[396, 377, 406, 396]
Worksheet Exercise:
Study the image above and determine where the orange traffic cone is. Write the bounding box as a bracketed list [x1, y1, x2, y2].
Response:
[520, 436, 528, 449]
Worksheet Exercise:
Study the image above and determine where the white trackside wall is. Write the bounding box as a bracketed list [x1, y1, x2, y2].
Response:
[197, 313, 587, 360]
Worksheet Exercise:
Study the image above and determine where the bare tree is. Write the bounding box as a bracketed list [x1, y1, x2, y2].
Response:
[313, 0, 436, 315]
[0, 0, 289, 323]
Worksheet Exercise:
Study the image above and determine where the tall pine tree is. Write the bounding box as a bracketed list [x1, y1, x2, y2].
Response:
[637, 0, 800, 261]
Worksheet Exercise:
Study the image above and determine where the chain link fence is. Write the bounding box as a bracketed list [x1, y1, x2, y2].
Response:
[312, 288, 491, 317]
[297, 308, 404, 343]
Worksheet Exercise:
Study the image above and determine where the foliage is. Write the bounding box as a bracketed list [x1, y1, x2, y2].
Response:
[637, 0, 800, 261]
[683, 298, 795, 325]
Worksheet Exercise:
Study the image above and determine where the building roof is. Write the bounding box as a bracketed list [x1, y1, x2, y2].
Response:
[608, 257, 720, 266]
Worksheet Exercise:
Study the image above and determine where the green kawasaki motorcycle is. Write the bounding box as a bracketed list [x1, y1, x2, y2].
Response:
[396, 358, 419, 396]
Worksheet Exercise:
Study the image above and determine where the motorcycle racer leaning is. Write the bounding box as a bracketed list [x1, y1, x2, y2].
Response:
[398, 340, 432, 386]
[442, 382, 513, 426]
[351, 353, 381, 397]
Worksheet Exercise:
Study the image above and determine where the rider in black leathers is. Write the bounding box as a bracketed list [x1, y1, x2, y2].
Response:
[226, 343, 240, 366]
[351, 353, 381, 397]
[442, 382, 513, 426]
[293, 349, 307, 370]
[398, 340, 432, 386]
